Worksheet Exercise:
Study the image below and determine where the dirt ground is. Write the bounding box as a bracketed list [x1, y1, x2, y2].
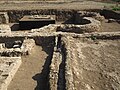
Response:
[67, 37, 120, 90]
[101, 21, 120, 32]
[8, 44, 52, 90]
[0, 0, 116, 10]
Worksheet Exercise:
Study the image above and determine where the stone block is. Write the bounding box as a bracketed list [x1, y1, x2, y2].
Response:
[0, 57, 21, 90]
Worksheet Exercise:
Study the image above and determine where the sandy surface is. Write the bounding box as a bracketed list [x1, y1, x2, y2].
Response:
[8, 44, 51, 90]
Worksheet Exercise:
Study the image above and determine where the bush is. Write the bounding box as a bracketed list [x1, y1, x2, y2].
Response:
[112, 6, 120, 11]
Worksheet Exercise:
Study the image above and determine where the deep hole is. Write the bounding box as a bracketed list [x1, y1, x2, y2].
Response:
[55, 36, 66, 90]
[74, 18, 91, 25]
[57, 45, 66, 90]
[19, 20, 55, 30]
[0, 37, 24, 48]
[0, 37, 24, 57]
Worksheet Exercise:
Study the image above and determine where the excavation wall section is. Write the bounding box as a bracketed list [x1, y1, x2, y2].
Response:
[0, 9, 77, 23]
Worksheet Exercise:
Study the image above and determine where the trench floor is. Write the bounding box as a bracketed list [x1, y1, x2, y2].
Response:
[8, 45, 50, 90]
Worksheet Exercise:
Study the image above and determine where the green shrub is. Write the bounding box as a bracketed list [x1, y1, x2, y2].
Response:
[112, 6, 120, 11]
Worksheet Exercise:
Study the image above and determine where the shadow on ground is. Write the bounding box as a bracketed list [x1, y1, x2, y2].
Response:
[32, 37, 55, 90]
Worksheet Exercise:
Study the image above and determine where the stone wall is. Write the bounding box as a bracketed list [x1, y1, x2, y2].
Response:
[31, 17, 101, 35]
[61, 36, 74, 90]
[1, 9, 76, 23]
[76, 11, 105, 22]
[0, 39, 35, 57]
[57, 17, 101, 33]
[0, 57, 21, 90]
[49, 36, 66, 90]
[1, 9, 119, 24]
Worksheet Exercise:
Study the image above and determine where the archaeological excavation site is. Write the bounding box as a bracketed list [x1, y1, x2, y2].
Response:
[0, 0, 119, 90]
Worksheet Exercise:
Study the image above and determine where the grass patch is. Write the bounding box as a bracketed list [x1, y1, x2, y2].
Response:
[112, 6, 120, 11]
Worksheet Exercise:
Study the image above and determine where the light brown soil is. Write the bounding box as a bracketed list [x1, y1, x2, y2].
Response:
[0, 0, 115, 10]
[101, 21, 120, 32]
[8, 44, 51, 90]
[67, 37, 120, 90]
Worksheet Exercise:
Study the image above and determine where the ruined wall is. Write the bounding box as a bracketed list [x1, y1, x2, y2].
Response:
[75, 11, 105, 22]
[0, 9, 119, 24]
[49, 36, 66, 90]
[0, 9, 76, 23]
[57, 17, 101, 33]
[61, 36, 74, 90]
[0, 57, 21, 90]
[31, 16, 101, 35]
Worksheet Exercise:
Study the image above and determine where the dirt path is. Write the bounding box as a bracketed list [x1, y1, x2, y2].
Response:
[8, 45, 50, 90]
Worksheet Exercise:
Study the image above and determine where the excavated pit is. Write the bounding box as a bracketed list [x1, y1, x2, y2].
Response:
[4, 33, 120, 90]
[0, 8, 119, 90]
[5, 9, 76, 31]
[0, 9, 118, 32]
[49, 36, 66, 90]
[8, 36, 55, 90]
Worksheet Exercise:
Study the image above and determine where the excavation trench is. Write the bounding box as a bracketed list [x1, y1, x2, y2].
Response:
[1, 9, 120, 90]
[0, 9, 119, 32]
[8, 36, 55, 90]
[1, 9, 119, 23]
[49, 36, 66, 90]
[57, 36, 66, 90]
